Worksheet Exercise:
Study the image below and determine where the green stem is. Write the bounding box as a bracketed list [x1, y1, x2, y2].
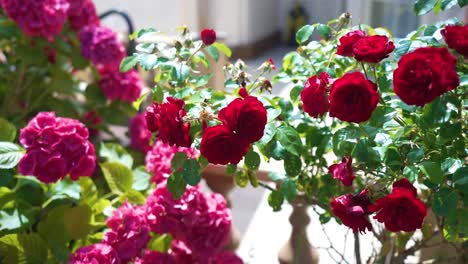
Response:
[360, 62, 369, 79]
[185, 43, 203, 64]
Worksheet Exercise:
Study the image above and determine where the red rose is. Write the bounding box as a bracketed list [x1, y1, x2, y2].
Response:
[218, 96, 267, 143]
[336, 30, 366, 57]
[393, 47, 459, 107]
[238, 87, 248, 98]
[353, 35, 395, 63]
[369, 179, 427, 232]
[201, 28, 217, 46]
[300, 72, 331, 118]
[441, 24, 468, 58]
[329, 156, 355, 186]
[145, 97, 192, 147]
[329, 72, 379, 123]
[200, 125, 249, 165]
[331, 189, 372, 234]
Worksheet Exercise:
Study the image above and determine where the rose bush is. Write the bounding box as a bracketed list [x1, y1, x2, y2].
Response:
[0, 0, 466, 263]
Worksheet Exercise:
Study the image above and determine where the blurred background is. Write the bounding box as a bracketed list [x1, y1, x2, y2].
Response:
[95, 0, 465, 59]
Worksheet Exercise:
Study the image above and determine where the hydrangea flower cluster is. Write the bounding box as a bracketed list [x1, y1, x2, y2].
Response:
[70, 185, 241, 263]
[1, 0, 70, 40]
[98, 66, 144, 103]
[145, 185, 232, 258]
[67, 0, 99, 31]
[18, 112, 96, 183]
[77, 23, 143, 103]
[69, 243, 121, 264]
[79, 25, 126, 68]
[103, 202, 151, 262]
[145, 139, 199, 183]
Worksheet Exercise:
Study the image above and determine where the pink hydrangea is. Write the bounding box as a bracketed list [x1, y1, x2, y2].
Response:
[171, 240, 243, 264]
[103, 201, 151, 262]
[69, 243, 121, 264]
[134, 250, 175, 264]
[129, 113, 152, 153]
[79, 25, 126, 68]
[98, 66, 143, 102]
[145, 139, 199, 183]
[145, 185, 231, 256]
[68, 0, 100, 31]
[1, 0, 69, 39]
[18, 112, 96, 183]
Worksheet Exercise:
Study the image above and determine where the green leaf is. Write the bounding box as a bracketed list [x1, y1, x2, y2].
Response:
[120, 55, 138, 72]
[85, 84, 106, 104]
[268, 171, 287, 181]
[212, 42, 232, 57]
[132, 166, 151, 191]
[147, 234, 172, 252]
[167, 172, 186, 199]
[403, 166, 419, 182]
[79, 178, 98, 205]
[459, 0, 468, 7]
[0, 233, 48, 264]
[123, 190, 146, 204]
[284, 153, 302, 177]
[132, 91, 151, 111]
[259, 123, 277, 145]
[441, 0, 458, 9]
[100, 162, 134, 195]
[99, 143, 133, 168]
[63, 205, 92, 239]
[453, 167, 468, 190]
[290, 85, 302, 102]
[317, 24, 333, 41]
[276, 126, 302, 156]
[153, 85, 164, 103]
[296, 25, 315, 44]
[394, 39, 412, 59]
[137, 53, 158, 70]
[281, 180, 298, 203]
[136, 43, 155, 53]
[414, 0, 439, 15]
[268, 190, 284, 212]
[407, 148, 424, 163]
[245, 150, 261, 170]
[182, 159, 201, 186]
[441, 158, 462, 175]
[226, 164, 237, 174]
[52, 177, 80, 201]
[0, 209, 32, 234]
[419, 161, 443, 184]
[267, 108, 282, 122]
[206, 46, 220, 62]
[129, 28, 160, 40]
[0, 118, 16, 142]
[0, 142, 23, 169]
[37, 205, 70, 261]
[432, 188, 458, 216]
[171, 152, 188, 171]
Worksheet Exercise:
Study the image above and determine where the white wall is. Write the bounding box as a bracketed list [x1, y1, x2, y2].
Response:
[95, 0, 280, 47]
[94, 0, 198, 37]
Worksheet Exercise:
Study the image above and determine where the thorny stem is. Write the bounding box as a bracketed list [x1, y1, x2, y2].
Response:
[185, 43, 203, 64]
[354, 232, 362, 264]
[258, 182, 275, 192]
[361, 62, 369, 79]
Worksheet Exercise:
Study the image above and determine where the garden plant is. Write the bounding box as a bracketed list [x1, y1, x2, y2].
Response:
[0, 0, 467, 263]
